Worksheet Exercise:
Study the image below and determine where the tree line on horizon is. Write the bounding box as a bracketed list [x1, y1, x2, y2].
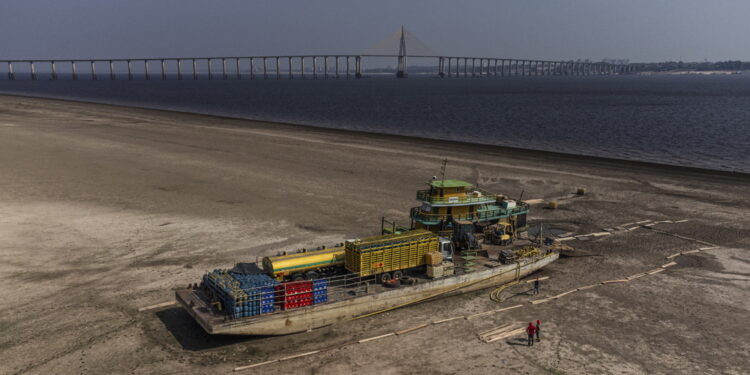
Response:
[633, 60, 750, 71]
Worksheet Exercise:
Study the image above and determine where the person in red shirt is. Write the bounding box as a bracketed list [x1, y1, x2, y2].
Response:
[535, 320, 541, 342]
[526, 322, 537, 346]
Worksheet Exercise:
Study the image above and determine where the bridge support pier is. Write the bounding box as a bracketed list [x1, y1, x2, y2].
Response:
[250, 57, 255, 80]
[312, 57, 317, 79]
[236, 58, 241, 80]
[162, 59, 167, 80]
[52, 61, 58, 80]
[177, 59, 182, 80]
[208, 59, 214, 80]
[324, 56, 328, 79]
[89, 61, 96, 80]
[192, 59, 197, 80]
[145, 60, 150, 80]
[72, 61, 78, 80]
[262, 58, 267, 79]
[29, 61, 36, 81]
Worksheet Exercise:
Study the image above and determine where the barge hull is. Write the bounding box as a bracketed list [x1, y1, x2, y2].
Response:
[176, 253, 558, 335]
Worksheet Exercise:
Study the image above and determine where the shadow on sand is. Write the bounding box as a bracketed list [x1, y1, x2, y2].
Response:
[155, 307, 273, 351]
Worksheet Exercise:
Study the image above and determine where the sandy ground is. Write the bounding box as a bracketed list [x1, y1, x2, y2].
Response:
[0, 95, 748, 375]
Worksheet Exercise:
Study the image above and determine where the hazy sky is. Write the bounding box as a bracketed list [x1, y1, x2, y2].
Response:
[1, 0, 748, 62]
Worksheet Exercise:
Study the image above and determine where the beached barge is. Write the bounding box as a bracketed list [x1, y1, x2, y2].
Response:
[176, 176, 557, 335]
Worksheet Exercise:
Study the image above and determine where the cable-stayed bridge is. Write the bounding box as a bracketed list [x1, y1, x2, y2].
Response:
[0, 27, 635, 81]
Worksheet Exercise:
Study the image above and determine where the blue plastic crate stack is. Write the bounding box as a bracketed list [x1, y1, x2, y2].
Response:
[312, 278, 329, 304]
[203, 270, 279, 318]
[231, 272, 279, 315]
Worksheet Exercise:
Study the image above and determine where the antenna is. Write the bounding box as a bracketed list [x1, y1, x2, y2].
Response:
[518, 189, 524, 202]
[439, 158, 448, 183]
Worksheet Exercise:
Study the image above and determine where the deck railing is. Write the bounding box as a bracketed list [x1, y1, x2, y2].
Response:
[410, 202, 529, 224]
[416, 188, 498, 205]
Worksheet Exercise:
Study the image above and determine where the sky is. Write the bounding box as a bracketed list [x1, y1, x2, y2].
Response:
[0, 0, 748, 62]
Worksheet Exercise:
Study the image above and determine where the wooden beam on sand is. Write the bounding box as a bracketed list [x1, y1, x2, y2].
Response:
[396, 324, 428, 335]
[432, 316, 465, 324]
[626, 273, 646, 280]
[234, 359, 279, 371]
[137, 301, 176, 312]
[358, 333, 394, 343]
[525, 276, 550, 283]
[576, 284, 600, 291]
[485, 328, 526, 343]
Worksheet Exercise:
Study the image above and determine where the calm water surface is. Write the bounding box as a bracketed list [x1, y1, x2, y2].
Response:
[1, 75, 748, 173]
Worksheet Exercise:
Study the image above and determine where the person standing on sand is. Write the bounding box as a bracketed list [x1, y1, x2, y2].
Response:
[535, 320, 541, 342]
[526, 322, 536, 346]
[533, 279, 540, 295]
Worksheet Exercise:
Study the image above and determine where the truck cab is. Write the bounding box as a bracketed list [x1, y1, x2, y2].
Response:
[439, 237, 455, 260]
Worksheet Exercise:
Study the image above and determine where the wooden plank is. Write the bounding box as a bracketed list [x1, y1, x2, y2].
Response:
[591, 232, 612, 237]
[485, 328, 526, 343]
[699, 246, 718, 251]
[601, 279, 629, 284]
[466, 304, 522, 319]
[524, 199, 545, 204]
[647, 268, 665, 275]
[479, 323, 513, 336]
[626, 273, 646, 280]
[576, 284, 599, 291]
[466, 310, 496, 319]
[396, 323, 429, 335]
[494, 304, 523, 313]
[524, 276, 550, 284]
[530, 298, 550, 305]
[635, 220, 652, 224]
[479, 323, 514, 339]
[557, 237, 575, 242]
[432, 316, 465, 324]
[358, 333, 394, 343]
[674, 219, 689, 223]
[682, 249, 701, 254]
[627, 226, 640, 231]
[138, 301, 176, 312]
[551, 290, 577, 299]
[661, 261, 677, 268]
[234, 359, 279, 371]
[666, 252, 682, 259]
[279, 350, 320, 361]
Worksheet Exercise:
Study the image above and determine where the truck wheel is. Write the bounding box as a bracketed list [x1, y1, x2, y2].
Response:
[393, 270, 403, 280]
[292, 273, 305, 281]
[384, 279, 401, 288]
[379, 273, 391, 284]
[305, 271, 319, 280]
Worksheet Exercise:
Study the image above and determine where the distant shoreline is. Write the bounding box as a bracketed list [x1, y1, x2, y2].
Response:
[638, 70, 745, 75]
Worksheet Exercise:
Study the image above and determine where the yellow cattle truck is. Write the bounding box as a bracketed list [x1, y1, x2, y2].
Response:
[262, 246, 345, 281]
[344, 229, 454, 283]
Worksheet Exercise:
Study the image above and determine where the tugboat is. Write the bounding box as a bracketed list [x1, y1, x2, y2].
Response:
[176, 175, 557, 335]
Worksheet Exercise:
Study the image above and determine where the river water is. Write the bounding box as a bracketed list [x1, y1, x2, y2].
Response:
[1, 74, 748, 173]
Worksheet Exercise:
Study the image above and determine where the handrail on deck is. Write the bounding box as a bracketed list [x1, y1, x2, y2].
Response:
[416, 188, 498, 205]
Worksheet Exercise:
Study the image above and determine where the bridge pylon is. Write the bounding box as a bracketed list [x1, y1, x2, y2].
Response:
[396, 26, 408, 78]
